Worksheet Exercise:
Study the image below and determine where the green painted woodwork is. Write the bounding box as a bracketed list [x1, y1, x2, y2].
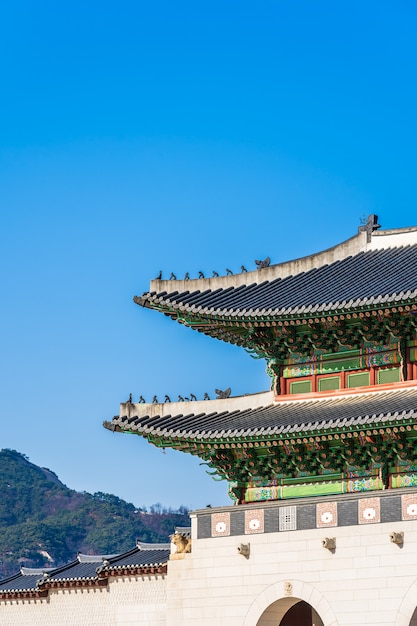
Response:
[377, 367, 401, 384]
[122, 415, 417, 501]
[347, 372, 370, 388]
[289, 380, 312, 394]
[244, 475, 385, 502]
[318, 376, 340, 392]
[158, 305, 417, 366]
[131, 293, 417, 502]
[283, 346, 399, 379]
[280, 342, 405, 395]
[145, 426, 417, 472]
[284, 363, 315, 378]
[391, 473, 417, 488]
[319, 355, 361, 374]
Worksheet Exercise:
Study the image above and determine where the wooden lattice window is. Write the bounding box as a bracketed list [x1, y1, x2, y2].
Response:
[279, 506, 296, 531]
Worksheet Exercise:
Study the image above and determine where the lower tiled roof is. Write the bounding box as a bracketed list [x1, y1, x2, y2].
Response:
[105, 385, 417, 442]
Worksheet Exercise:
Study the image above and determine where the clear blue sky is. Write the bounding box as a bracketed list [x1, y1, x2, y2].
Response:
[1, 1, 416, 510]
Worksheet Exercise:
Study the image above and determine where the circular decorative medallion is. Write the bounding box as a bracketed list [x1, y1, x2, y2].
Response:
[407, 503, 417, 517]
[215, 521, 226, 533]
[249, 518, 261, 531]
[363, 507, 376, 520]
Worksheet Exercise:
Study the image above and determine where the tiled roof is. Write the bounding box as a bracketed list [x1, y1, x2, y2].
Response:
[41, 555, 105, 585]
[106, 385, 417, 442]
[102, 543, 170, 573]
[0, 544, 170, 597]
[174, 526, 191, 537]
[137, 245, 417, 319]
[0, 570, 49, 595]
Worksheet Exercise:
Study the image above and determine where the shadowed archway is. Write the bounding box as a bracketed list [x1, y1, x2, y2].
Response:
[396, 579, 417, 626]
[243, 579, 338, 626]
[256, 598, 324, 626]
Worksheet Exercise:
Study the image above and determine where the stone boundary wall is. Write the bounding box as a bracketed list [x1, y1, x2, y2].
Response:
[0, 575, 167, 626]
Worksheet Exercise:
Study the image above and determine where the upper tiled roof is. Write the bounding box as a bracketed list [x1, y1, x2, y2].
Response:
[105, 384, 417, 442]
[137, 244, 417, 319]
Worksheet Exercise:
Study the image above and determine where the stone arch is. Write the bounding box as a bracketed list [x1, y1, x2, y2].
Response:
[243, 579, 338, 626]
[395, 578, 417, 626]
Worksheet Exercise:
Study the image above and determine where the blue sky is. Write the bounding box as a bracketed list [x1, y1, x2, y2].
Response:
[1, 1, 416, 510]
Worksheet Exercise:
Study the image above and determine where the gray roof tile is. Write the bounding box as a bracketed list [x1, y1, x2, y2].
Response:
[138, 246, 417, 318]
[0, 544, 170, 594]
[108, 386, 417, 441]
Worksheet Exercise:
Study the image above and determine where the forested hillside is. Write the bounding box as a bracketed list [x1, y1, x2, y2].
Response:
[0, 449, 189, 578]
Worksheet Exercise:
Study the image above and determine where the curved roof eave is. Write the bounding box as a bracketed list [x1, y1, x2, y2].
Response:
[134, 232, 417, 323]
[104, 384, 417, 445]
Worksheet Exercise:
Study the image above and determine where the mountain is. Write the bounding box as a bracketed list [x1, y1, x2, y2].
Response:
[0, 449, 190, 578]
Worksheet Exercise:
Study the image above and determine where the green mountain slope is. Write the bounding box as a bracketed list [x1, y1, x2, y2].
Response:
[0, 449, 190, 578]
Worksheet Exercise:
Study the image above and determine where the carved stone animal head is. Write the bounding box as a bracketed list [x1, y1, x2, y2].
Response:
[171, 533, 191, 553]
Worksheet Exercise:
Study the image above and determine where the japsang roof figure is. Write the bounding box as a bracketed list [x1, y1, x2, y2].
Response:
[104, 216, 417, 505]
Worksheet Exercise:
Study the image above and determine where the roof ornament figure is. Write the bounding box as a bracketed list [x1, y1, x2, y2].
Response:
[178, 395, 184, 401]
[184, 272, 190, 280]
[138, 395, 145, 404]
[127, 393, 133, 403]
[152, 395, 158, 404]
[215, 387, 231, 399]
[226, 268, 233, 275]
[203, 392, 210, 400]
[212, 271, 219, 277]
[241, 265, 247, 273]
[155, 270, 162, 280]
[255, 257, 270, 269]
[190, 393, 197, 401]
[198, 271, 205, 279]
[358, 214, 381, 242]
[164, 395, 171, 403]
[169, 272, 177, 280]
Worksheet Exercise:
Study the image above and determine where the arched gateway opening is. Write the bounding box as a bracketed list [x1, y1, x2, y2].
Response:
[410, 607, 417, 626]
[256, 597, 324, 626]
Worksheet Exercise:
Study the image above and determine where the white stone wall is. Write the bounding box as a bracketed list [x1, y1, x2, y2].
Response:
[0, 575, 167, 626]
[3, 520, 417, 625]
[166, 519, 417, 626]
